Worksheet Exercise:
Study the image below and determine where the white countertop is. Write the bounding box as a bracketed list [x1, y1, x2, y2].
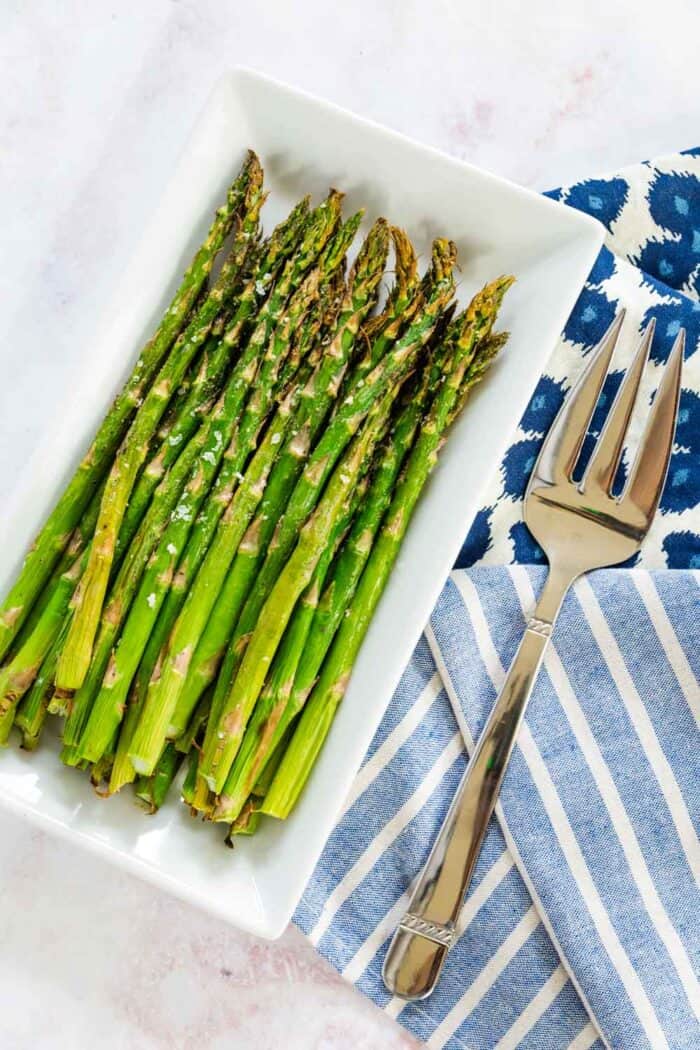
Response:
[1, 1, 698, 1046]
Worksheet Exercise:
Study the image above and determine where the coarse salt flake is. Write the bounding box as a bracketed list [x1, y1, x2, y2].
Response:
[146, 593, 156, 609]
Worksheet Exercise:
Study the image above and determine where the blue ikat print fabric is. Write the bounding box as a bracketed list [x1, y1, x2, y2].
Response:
[458, 147, 699, 571]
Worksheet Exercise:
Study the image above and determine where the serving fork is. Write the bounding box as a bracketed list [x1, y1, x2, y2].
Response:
[382, 310, 685, 1001]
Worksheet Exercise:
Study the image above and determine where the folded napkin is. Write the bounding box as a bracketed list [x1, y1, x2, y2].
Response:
[295, 149, 700, 1050]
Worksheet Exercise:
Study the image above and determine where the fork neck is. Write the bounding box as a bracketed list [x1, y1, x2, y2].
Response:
[532, 562, 578, 626]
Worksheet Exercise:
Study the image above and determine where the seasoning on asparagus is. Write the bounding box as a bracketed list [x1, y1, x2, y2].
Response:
[115, 195, 311, 562]
[55, 163, 266, 694]
[201, 378, 405, 797]
[78, 263, 324, 764]
[59, 194, 338, 746]
[0, 152, 263, 662]
[195, 239, 456, 793]
[103, 197, 345, 775]
[261, 277, 514, 818]
[168, 218, 391, 740]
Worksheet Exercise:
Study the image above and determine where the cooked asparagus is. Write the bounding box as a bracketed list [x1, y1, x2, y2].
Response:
[0, 152, 263, 661]
[0, 160, 513, 852]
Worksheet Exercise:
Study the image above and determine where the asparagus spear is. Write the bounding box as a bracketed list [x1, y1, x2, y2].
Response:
[214, 474, 369, 820]
[96, 203, 347, 774]
[0, 480, 107, 715]
[0, 707, 14, 746]
[77, 265, 324, 763]
[163, 276, 346, 743]
[225, 733, 290, 838]
[351, 226, 420, 380]
[195, 240, 456, 778]
[0, 549, 86, 715]
[127, 352, 331, 776]
[114, 276, 342, 785]
[56, 166, 266, 693]
[168, 219, 390, 737]
[262, 278, 514, 818]
[200, 376, 403, 797]
[174, 688, 212, 756]
[115, 197, 311, 562]
[58, 196, 330, 739]
[134, 744, 184, 813]
[181, 747, 201, 809]
[149, 212, 355, 650]
[0, 152, 262, 661]
[263, 309, 461, 727]
[14, 624, 63, 748]
[220, 326, 511, 812]
[57, 412, 214, 735]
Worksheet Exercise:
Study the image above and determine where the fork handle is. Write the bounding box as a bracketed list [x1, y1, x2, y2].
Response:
[382, 568, 573, 1001]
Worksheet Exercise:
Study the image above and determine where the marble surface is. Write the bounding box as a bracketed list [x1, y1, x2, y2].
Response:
[1, 1, 699, 1046]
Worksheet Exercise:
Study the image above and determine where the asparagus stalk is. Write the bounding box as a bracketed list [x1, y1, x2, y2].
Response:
[214, 475, 368, 820]
[262, 278, 514, 818]
[0, 482, 106, 715]
[57, 413, 213, 735]
[107, 680, 148, 795]
[0, 152, 262, 660]
[175, 688, 212, 756]
[127, 355, 328, 776]
[0, 550, 86, 715]
[114, 207, 340, 723]
[216, 374, 433, 818]
[56, 165, 266, 692]
[120, 277, 338, 773]
[226, 727, 292, 837]
[90, 752, 115, 794]
[168, 219, 390, 737]
[78, 265, 324, 763]
[220, 326, 510, 809]
[59, 196, 332, 742]
[14, 626, 62, 748]
[148, 210, 355, 651]
[196, 240, 456, 777]
[164, 282, 343, 744]
[0, 476, 103, 668]
[181, 747, 200, 809]
[351, 226, 420, 381]
[200, 377, 402, 797]
[134, 743, 184, 813]
[265, 311, 462, 725]
[115, 197, 311, 562]
[227, 802, 261, 838]
[97, 202, 346, 774]
[0, 707, 14, 746]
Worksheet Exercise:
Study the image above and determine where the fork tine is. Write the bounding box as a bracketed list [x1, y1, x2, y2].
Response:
[623, 329, 684, 525]
[582, 319, 655, 494]
[533, 310, 625, 486]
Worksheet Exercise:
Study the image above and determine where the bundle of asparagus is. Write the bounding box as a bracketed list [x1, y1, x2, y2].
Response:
[0, 149, 513, 843]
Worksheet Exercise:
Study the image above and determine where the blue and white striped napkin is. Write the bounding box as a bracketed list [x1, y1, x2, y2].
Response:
[295, 569, 699, 1049]
[294, 150, 700, 1049]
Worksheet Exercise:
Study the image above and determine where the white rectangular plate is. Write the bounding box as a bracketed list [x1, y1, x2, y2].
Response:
[0, 69, 604, 938]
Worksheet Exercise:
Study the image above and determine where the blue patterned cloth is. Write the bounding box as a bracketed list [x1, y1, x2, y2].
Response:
[459, 147, 699, 572]
[295, 151, 700, 1049]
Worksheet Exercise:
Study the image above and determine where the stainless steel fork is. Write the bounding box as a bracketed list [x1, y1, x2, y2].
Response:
[382, 311, 685, 1001]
